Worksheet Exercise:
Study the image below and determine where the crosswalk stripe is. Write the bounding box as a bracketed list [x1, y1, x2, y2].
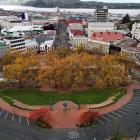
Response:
[102, 116, 111, 122]
[106, 114, 117, 119]
[96, 118, 104, 124]
[111, 111, 122, 117]
[115, 110, 126, 115]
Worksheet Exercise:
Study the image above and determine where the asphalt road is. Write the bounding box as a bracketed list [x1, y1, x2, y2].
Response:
[1, 90, 140, 140]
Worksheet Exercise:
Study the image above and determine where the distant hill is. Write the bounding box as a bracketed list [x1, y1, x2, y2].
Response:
[0, 0, 29, 5]
[25, 0, 140, 9]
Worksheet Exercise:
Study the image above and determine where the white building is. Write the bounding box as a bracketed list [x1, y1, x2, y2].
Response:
[40, 40, 54, 52]
[88, 22, 116, 38]
[131, 22, 140, 41]
[68, 29, 87, 47]
[86, 39, 110, 54]
[36, 34, 55, 53]
[4, 36, 26, 51]
[25, 39, 39, 52]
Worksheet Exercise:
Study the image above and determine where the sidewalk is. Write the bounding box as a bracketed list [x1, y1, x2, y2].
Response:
[0, 82, 139, 128]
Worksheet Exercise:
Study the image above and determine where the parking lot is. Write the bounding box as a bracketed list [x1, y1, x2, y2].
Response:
[94, 89, 140, 126]
[0, 108, 33, 127]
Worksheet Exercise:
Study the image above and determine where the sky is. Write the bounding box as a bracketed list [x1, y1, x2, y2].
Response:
[82, 0, 140, 3]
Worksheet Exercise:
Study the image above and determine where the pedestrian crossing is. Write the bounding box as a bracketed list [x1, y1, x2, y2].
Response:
[94, 90, 140, 126]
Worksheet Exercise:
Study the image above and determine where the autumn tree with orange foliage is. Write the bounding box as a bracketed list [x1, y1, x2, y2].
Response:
[38, 53, 97, 89]
[4, 51, 39, 88]
[3, 48, 132, 90]
[28, 108, 52, 128]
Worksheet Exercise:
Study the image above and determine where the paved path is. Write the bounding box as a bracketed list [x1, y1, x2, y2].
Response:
[0, 86, 140, 139]
[0, 82, 139, 129]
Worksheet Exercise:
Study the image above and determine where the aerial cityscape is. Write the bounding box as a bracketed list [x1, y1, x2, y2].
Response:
[0, 0, 140, 140]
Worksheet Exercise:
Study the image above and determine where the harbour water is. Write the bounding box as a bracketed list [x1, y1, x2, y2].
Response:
[0, 5, 140, 16]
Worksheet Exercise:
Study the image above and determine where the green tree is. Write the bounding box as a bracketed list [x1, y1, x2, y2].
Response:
[122, 14, 130, 24]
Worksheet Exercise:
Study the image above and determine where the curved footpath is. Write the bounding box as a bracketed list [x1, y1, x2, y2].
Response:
[0, 82, 139, 128]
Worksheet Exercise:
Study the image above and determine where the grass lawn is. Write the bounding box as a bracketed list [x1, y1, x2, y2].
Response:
[0, 88, 126, 105]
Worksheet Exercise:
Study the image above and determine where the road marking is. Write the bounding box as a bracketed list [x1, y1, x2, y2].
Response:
[133, 97, 140, 99]
[127, 103, 137, 106]
[115, 110, 126, 115]
[130, 101, 140, 104]
[4, 112, 8, 119]
[132, 99, 140, 101]
[120, 108, 130, 112]
[111, 111, 122, 117]
[19, 116, 21, 124]
[124, 106, 133, 109]
[125, 104, 136, 107]
[96, 118, 104, 124]
[102, 116, 111, 122]
[26, 118, 29, 126]
[106, 114, 117, 119]
[0, 110, 4, 116]
[68, 131, 80, 139]
[11, 114, 14, 121]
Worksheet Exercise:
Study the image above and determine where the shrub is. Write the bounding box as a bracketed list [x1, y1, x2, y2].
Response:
[113, 92, 125, 103]
[28, 108, 52, 128]
[3, 96, 14, 105]
[78, 110, 101, 127]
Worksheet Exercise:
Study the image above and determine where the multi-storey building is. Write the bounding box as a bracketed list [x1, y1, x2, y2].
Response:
[4, 36, 26, 51]
[94, 6, 108, 22]
[86, 32, 125, 55]
[131, 22, 140, 41]
[88, 22, 116, 38]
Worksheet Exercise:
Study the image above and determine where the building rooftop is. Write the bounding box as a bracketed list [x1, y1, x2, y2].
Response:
[115, 39, 137, 48]
[32, 17, 48, 21]
[43, 30, 56, 36]
[70, 29, 85, 36]
[35, 34, 53, 45]
[91, 32, 125, 42]
[8, 26, 33, 32]
[67, 19, 82, 25]
[88, 22, 115, 27]
[25, 39, 38, 47]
